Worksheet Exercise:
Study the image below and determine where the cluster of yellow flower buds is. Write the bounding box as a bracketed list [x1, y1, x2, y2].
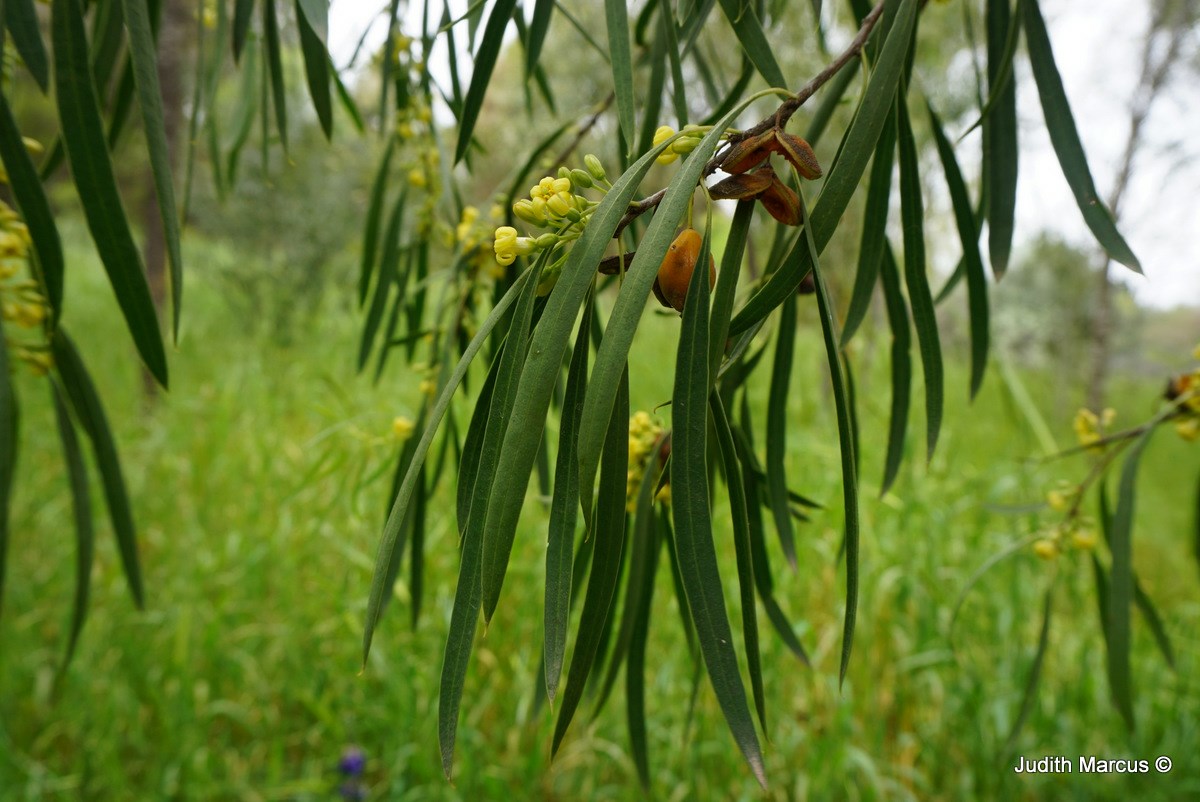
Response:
[652, 125, 705, 165]
[1032, 517, 1097, 561]
[512, 172, 595, 230]
[1073, 407, 1115, 450]
[1045, 480, 1079, 514]
[627, 411, 669, 511]
[0, 201, 53, 375]
[1165, 345, 1200, 441]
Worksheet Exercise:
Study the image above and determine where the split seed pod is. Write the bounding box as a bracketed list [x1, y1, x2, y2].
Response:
[760, 174, 802, 226]
[708, 170, 773, 201]
[654, 228, 715, 313]
[717, 129, 777, 175]
[772, 130, 823, 180]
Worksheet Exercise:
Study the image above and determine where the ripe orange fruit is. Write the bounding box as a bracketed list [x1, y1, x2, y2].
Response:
[654, 228, 715, 313]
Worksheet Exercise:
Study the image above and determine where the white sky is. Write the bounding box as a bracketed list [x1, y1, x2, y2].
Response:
[329, 0, 1199, 309]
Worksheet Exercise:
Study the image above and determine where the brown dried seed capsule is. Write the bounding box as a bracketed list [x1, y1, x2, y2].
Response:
[656, 228, 716, 313]
[708, 170, 773, 200]
[717, 129, 777, 175]
[760, 176, 802, 226]
[773, 130, 823, 180]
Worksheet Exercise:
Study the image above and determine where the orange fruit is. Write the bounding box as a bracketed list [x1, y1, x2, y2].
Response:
[654, 228, 715, 313]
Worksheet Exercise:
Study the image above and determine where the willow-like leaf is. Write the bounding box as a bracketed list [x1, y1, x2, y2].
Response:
[551, 370, 630, 755]
[545, 298, 593, 703]
[715, 0, 786, 89]
[263, 0, 288, 150]
[626, 508, 660, 788]
[1023, 0, 1140, 273]
[672, 224, 767, 788]
[7, 0, 49, 91]
[842, 107, 896, 346]
[436, 264, 540, 779]
[897, 93, 942, 460]
[605, 0, 636, 156]
[358, 195, 405, 371]
[766, 294, 798, 568]
[53, 0, 167, 386]
[709, 200, 753, 383]
[729, 0, 917, 335]
[712, 393, 767, 733]
[525, 0, 554, 79]
[928, 104, 989, 399]
[232, 0, 255, 62]
[358, 139, 396, 307]
[50, 381, 93, 672]
[454, 0, 518, 162]
[878, 245, 911, 495]
[982, 0, 1018, 279]
[121, 0, 184, 338]
[1107, 427, 1154, 730]
[295, 0, 332, 139]
[456, 356, 501, 536]
[1004, 582, 1054, 752]
[52, 331, 143, 608]
[0, 94, 64, 318]
[660, 0, 688, 126]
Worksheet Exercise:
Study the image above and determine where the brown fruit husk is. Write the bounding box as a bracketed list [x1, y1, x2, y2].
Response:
[773, 130, 823, 180]
[717, 129, 776, 174]
[708, 170, 773, 200]
[760, 177, 802, 226]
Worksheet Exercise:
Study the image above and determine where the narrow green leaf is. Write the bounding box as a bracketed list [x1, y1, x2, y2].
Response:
[1004, 582, 1054, 752]
[50, 381, 93, 672]
[660, 0, 689, 126]
[1023, 0, 1140, 273]
[225, 39, 261, 184]
[232, 0, 255, 62]
[477, 117, 734, 627]
[983, 0, 1019, 278]
[1107, 428, 1154, 730]
[456, 356, 501, 536]
[358, 140, 397, 307]
[263, 0, 288, 150]
[626, 510, 660, 788]
[708, 200, 753, 383]
[928, 103, 989, 399]
[52, 331, 143, 608]
[605, 0, 637, 155]
[545, 299, 593, 703]
[363, 264, 537, 667]
[332, 61, 366, 133]
[672, 235, 767, 788]
[358, 195, 405, 370]
[897, 94, 943, 460]
[7, 0, 50, 92]
[436, 265, 540, 779]
[802, 191, 860, 686]
[295, 0, 332, 139]
[0, 92, 65, 318]
[576, 105, 753, 529]
[712, 393, 767, 733]
[525, 0, 554, 79]
[729, 0, 917, 335]
[0, 337, 16, 617]
[53, 0, 167, 387]
[454, 0, 519, 163]
[841, 107, 896, 347]
[296, 0, 328, 42]
[878, 244, 911, 495]
[766, 294, 798, 568]
[551, 371, 630, 755]
[120, 0, 185, 340]
[715, 0, 786, 89]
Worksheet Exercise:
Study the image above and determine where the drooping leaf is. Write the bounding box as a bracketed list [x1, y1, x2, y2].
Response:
[358, 140, 397, 307]
[7, 0, 50, 92]
[454, 0, 519, 163]
[526, 0, 554, 79]
[551, 370, 630, 754]
[708, 200, 754, 383]
[605, 0, 637, 156]
[295, 0, 333, 139]
[841, 106, 896, 346]
[1023, 0, 1140, 273]
[1004, 582, 1054, 752]
[672, 234, 767, 788]
[50, 380, 94, 672]
[982, 0, 1019, 279]
[545, 298, 593, 703]
[766, 294, 798, 568]
[358, 194, 405, 371]
[263, 0, 289, 150]
[0, 93, 64, 319]
[877, 244, 911, 495]
[232, 0, 256, 62]
[715, 0, 786, 89]
[928, 103, 989, 399]
[52, 331, 143, 608]
[52, 0, 167, 387]
[120, 0, 185, 339]
[896, 93, 942, 460]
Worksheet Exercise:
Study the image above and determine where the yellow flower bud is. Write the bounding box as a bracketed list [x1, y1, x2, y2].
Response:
[419, 379, 437, 397]
[584, 154, 606, 181]
[1032, 539, 1059, 560]
[407, 168, 427, 188]
[1071, 529, 1097, 550]
[392, 416, 415, 440]
[551, 177, 572, 194]
[547, 192, 572, 218]
[1176, 417, 1200, 442]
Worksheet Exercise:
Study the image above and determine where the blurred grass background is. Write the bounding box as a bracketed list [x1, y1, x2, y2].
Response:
[0, 217, 1196, 801]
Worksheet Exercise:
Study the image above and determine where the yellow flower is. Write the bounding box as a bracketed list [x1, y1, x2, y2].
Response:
[493, 226, 534, 266]
[1046, 487, 1072, 513]
[419, 379, 437, 397]
[1073, 408, 1101, 448]
[653, 126, 679, 165]
[1071, 528, 1097, 550]
[1032, 539, 1059, 560]
[407, 168, 427, 188]
[392, 416, 415, 440]
[1176, 417, 1200, 442]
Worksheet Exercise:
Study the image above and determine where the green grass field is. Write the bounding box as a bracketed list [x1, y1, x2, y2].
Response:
[1, 228, 1197, 800]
